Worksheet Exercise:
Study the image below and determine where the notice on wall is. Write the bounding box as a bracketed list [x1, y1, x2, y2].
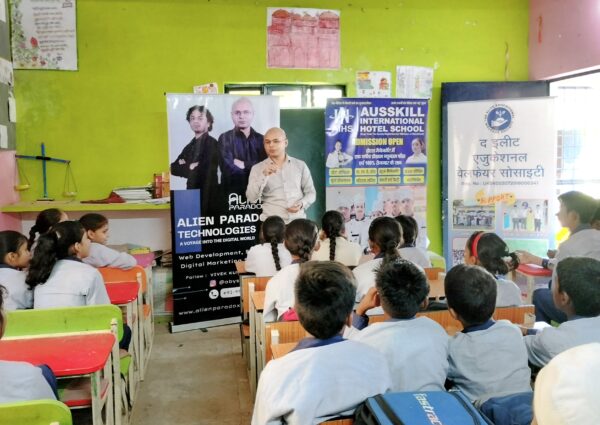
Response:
[0, 57, 13, 85]
[267, 7, 340, 69]
[10, 0, 77, 70]
[396, 66, 433, 99]
[0, 0, 6, 22]
[356, 71, 391, 98]
[193, 83, 219, 95]
[0, 125, 8, 149]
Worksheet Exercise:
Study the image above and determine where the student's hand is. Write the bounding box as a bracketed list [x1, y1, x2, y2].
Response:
[547, 249, 557, 259]
[189, 162, 199, 170]
[233, 159, 245, 170]
[356, 287, 380, 316]
[262, 162, 278, 176]
[287, 203, 302, 213]
[515, 250, 541, 266]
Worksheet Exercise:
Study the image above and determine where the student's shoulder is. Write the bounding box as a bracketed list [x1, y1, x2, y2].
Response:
[0, 359, 44, 379]
[353, 258, 380, 274]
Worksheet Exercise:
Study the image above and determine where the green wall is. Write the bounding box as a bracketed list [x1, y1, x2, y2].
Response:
[13, 0, 529, 253]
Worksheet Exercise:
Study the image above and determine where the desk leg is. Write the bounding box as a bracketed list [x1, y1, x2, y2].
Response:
[249, 298, 257, 397]
[257, 317, 265, 379]
[126, 302, 138, 403]
[91, 370, 103, 425]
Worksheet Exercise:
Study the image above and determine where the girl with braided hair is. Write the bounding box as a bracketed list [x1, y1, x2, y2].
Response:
[311, 210, 362, 266]
[245, 216, 292, 276]
[262, 218, 318, 322]
[27, 208, 68, 250]
[353, 216, 403, 303]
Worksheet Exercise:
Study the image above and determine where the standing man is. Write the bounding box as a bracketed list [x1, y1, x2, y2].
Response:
[246, 127, 316, 224]
[219, 97, 267, 196]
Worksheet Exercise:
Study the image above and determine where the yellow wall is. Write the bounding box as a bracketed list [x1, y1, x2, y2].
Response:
[13, 0, 529, 253]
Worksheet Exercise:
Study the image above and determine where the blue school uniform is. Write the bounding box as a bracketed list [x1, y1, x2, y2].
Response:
[0, 360, 56, 403]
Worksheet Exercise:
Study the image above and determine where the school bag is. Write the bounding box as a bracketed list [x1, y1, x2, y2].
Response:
[354, 391, 493, 425]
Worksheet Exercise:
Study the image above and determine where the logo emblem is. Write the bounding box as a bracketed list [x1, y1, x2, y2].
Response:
[485, 104, 513, 133]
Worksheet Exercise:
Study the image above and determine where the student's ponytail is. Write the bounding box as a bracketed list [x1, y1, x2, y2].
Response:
[321, 210, 345, 261]
[468, 231, 517, 276]
[26, 221, 84, 289]
[261, 216, 286, 272]
[27, 208, 65, 249]
[368, 217, 402, 267]
[284, 219, 318, 264]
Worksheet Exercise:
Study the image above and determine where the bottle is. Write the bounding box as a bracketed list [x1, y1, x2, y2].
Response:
[153, 173, 163, 198]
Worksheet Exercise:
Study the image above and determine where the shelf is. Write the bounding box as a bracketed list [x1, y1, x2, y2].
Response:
[1, 201, 170, 213]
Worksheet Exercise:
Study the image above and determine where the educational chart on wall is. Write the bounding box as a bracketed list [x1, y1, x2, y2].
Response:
[446, 97, 556, 267]
[166, 94, 279, 331]
[267, 7, 340, 69]
[356, 71, 391, 98]
[10, 0, 77, 70]
[325, 98, 429, 251]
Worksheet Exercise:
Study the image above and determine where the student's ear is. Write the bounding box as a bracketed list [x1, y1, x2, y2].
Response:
[448, 307, 459, 320]
[3, 252, 17, 267]
[85, 229, 95, 241]
[420, 297, 429, 311]
[345, 313, 353, 328]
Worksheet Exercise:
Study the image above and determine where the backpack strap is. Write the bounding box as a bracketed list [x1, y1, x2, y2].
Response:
[373, 394, 405, 425]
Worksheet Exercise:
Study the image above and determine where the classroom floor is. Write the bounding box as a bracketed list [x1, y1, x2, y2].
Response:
[130, 323, 253, 425]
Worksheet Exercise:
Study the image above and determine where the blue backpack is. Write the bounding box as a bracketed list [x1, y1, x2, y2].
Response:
[354, 391, 494, 425]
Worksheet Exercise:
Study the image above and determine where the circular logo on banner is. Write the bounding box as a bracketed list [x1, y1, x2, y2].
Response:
[209, 289, 219, 300]
[485, 104, 514, 132]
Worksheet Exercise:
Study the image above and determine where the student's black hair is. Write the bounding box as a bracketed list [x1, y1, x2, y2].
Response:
[0, 231, 28, 265]
[445, 264, 497, 327]
[0, 284, 5, 334]
[558, 191, 598, 224]
[26, 221, 85, 289]
[261, 216, 286, 272]
[466, 231, 519, 275]
[591, 199, 600, 226]
[295, 261, 356, 339]
[79, 213, 108, 232]
[27, 208, 65, 249]
[368, 217, 402, 266]
[555, 257, 600, 317]
[395, 215, 418, 247]
[321, 210, 345, 261]
[284, 219, 318, 263]
[186, 105, 214, 132]
[376, 259, 429, 319]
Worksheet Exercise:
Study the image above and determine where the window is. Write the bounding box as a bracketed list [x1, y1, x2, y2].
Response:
[224, 84, 345, 108]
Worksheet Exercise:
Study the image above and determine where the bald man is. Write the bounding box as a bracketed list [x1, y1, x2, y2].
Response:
[246, 127, 316, 223]
[218, 97, 267, 196]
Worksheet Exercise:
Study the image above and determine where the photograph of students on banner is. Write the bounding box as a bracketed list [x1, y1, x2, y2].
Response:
[503, 199, 548, 233]
[405, 137, 427, 164]
[452, 200, 495, 230]
[325, 140, 353, 168]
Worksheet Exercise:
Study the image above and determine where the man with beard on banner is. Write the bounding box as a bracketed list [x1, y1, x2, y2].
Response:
[218, 97, 267, 197]
[246, 127, 316, 225]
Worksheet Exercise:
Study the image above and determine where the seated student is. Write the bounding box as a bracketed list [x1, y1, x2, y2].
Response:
[311, 210, 362, 266]
[524, 257, 600, 368]
[263, 219, 318, 322]
[352, 216, 403, 303]
[518, 191, 600, 323]
[348, 259, 448, 391]
[252, 262, 391, 425]
[591, 200, 600, 230]
[532, 343, 600, 425]
[445, 264, 531, 406]
[27, 208, 68, 250]
[245, 215, 292, 276]
[80, 213, 137, 269]
[0, 285, 57, 402]
[464, 231, 522, 307]
[0, 231, 33, 310]
[395, 215, 432, 269]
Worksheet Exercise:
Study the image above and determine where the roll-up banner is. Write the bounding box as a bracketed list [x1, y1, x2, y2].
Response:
[324, 98, 429, 251]
[445, 97, 556, 267]
[166, 94, 279, 331]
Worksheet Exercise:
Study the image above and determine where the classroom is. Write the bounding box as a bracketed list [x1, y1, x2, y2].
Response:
[1, 1, 600, 424]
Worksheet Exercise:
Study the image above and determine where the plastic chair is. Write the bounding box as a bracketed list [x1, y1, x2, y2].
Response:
[0, 399, 73, 425]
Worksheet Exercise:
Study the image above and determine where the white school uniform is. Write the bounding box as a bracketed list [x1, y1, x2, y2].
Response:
[551, 227, 600, 265]
[398, 246, 432, 269]
[448, 320, 532, 405]
[495, 276, 522, 307]
[352, 258, 383, 302]
[262, 263, 300, 322]
[0, 266, 33, 310]
[34, 259, 110, 308]
[524, 315, 600, 367]
[252, 339, 391, 425]
[0, 360, 56, 403]
[83, 242, 137, 269]
[245, 243, 292, 277]
[349, 317, 449, 391]
[311, 237, 362, 267]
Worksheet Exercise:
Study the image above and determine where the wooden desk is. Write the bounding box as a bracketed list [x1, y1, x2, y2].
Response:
[0, 333, 116, 425]
[106, 282, 139, 305]
[271, 342, 297, 360]
[515, 264, 551, 303]
[249, 290, 265, 397]
[428, 279, 445, 300]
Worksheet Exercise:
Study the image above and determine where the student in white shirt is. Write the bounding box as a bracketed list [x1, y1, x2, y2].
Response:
[253, 262, 391, 425]
[352, 216, 403, 303]
[0, 284, 57, 402]
[523, 257, 600, 368]
[80, 213, 137, 270]
[464, 231, 522, 307]
[395, 215, 431, 269]
[27, 208, 68, 251]
[311, 210, 362, 267]
[263, 219, 318, 322]
[445, 264, 531, 406]
[348, 259, 448, 392]
[245, 215, 292, 276]
[0, 231, 33, 310]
